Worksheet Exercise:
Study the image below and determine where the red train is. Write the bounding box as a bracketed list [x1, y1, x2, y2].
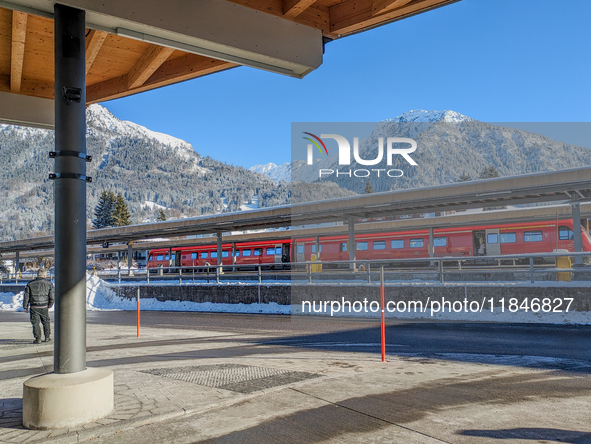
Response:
[147, 219, 591, 270]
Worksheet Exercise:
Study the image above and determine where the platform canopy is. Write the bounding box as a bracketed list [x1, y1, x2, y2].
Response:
[0, 0, 458, 127]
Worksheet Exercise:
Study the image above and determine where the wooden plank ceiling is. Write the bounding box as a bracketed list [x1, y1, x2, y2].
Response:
[0, 0, 456, 104]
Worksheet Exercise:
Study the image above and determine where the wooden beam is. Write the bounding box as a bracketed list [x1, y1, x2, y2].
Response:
[10, 11, 27, 92]
[0, 74, 55, 100]
[85, 30, 108, 75]
[283, 0, 318, 18]
[87, 54, 236, 104]
[330, 0, 456, 36]
[372, 0, 413, 16]
[230, 0, 331, 35]
[127, 45, 175, 90]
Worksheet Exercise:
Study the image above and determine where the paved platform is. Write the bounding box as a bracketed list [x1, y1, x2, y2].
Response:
[1, 312, 590, 443]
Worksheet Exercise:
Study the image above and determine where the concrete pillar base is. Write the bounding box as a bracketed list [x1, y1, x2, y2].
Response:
[23, 367, 113, 430]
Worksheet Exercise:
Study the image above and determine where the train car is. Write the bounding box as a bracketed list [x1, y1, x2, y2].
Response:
[146, 248, 182, 271]
[147, 240, 291, 271]
[147, 218, 591, 271]
[294, 219, 591, 264]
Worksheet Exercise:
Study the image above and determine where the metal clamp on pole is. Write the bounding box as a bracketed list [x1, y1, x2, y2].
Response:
[49, 173, 92, 183]
[49, 151, 92, 162]
[62, 86, 82, 104]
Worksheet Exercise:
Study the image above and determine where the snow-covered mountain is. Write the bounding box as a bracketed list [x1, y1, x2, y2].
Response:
[254, 110, 591, 194]
[249, 162, 291, 182]
[0, 105, 272, 240]
[391, 109, 472, 123]
[0, 105, 355, 241]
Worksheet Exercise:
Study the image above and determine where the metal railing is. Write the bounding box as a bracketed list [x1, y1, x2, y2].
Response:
[2, 252, 589, 286]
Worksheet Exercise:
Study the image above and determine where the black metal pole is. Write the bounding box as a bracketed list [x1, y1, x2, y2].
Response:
[348, 216, 356, 271]
[572, 197, 583, 266]
[53, 4, 87, 374]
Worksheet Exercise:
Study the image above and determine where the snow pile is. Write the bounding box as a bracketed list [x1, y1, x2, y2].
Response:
[0, 291, 25, 311]
[1, 274, 289, 314]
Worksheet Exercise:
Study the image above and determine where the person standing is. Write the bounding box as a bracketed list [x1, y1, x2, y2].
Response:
[23, 269, 54, 344]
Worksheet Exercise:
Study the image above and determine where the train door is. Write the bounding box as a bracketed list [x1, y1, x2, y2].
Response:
[274, 244, 283, 264]
[473, 230, 486, 256]
[296, 243, 305, 263]
[485, 229, 501, 256]
[281, 243, 291, 263]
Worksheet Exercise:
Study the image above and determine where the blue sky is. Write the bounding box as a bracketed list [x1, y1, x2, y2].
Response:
[102, 0, 591, 169]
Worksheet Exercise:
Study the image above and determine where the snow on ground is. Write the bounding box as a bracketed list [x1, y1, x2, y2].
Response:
[240, 194, 259, 211]
[142, 201, 166, 211]
[0, 274, 289, 314]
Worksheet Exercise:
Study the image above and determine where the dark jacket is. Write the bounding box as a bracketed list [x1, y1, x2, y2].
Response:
[24, 277, 55, 309]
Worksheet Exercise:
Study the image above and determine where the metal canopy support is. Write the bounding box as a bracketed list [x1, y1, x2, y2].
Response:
[216, 232, 223, 268]
[15, 251, 19, 274]
[429, 228, 434, 265]
[315, 237, 320, 259]
[168, 247, 172, 268]
[53, 4, 86, 374]
[232, 242, 236, 272]
[348, 216, 356, 271]
[572, 197, 583, 266]
[127, 242, 133, 275]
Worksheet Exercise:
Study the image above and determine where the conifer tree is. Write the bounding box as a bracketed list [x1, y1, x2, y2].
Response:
[92, 190, 116, 229]
[458, 172, 471, 182]
[479, 165, 500, 179]
[157, 209, 166, 221]
[364, 180, 374, 194]
[113, 193, 131, 226]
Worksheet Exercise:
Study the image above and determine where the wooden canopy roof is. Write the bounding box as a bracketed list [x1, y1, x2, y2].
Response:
[0, 0, 457, 106]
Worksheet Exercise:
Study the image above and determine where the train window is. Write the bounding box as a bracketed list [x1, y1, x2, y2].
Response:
[171, 254, 175, 260]
[234, 250, 240, 257]
[243, 249, 252, 257]
[373, 241, 386, 250]
[410, 239, 424, 248]
[524, 231, 543, 242]
[191, 253, 198, 259]
[340, 243, 347, 252]
[222, 251, 229, 258]
[200, 252, 208, 259]
[559, 226, 574, 240]
[311, 245, 323, 253]
[297, 245, 304, 254]
[356, 242, 368, 251]
[266, 247, 275, 255]
[254, 248, 263, 256]
[149, 255, 153, 261]
[500, 233, 516, 243]
[211, 252, 217, 258]
[276, 247, 282, 255]
[434, 237, 447, 247]
[487, 233, 498, 244]
[156, 254, 163, 261]
[391, 240, 404, 249]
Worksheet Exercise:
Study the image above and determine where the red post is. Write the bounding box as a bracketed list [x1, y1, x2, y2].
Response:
[380, 266, 385, 362]
[136, 287, 140, 338]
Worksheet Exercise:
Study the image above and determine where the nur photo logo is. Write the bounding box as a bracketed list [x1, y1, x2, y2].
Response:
[303, 133, 418, 178]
